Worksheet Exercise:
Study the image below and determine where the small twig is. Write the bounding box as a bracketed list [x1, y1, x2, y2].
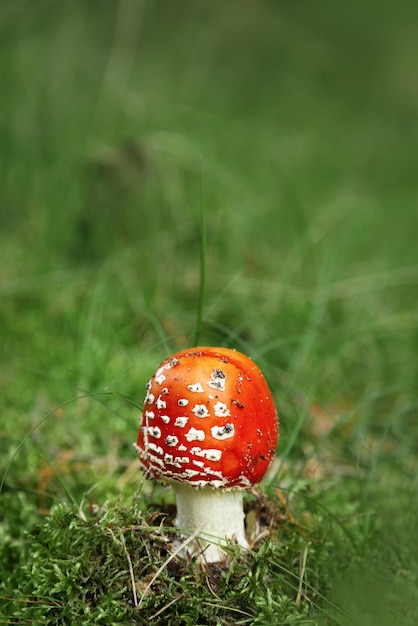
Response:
[0, 596, 60, 606]
[205, 575, 221, 600]
[149, 593, 185, 620]
[0, 619, 46, 624]
[296, 546, 308, 607]
[137, 525, 205, 610]
[201, 601, 254, 618]
[123, 540, 138, 608]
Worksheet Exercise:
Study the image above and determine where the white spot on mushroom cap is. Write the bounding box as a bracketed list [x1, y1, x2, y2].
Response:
[156, 396, 167, 410]
[185, 427, 205, 442]
[147, 425, 161, 438]
[144, 410, 155, 419]
[175, 456, 190, 465]
[203, 467, 224, 479]
[164, 454, 191, 468]
[237, 475, 253, 488]
[189, 446, 205, 458]
[207, 369, 226, 391]
[187, 478, 229, 489]
[148, 454, 164, 468]
[213, 401, 230, 417]
[174, 416, 188, 428]
[146, 393, 155, 405]
[154, 359, 178, 385]
[178, 444, 187, 451]
[178, 398, 189, 406]
[187, 383, 205, 393]
[181, 469, 201, 478]
[205, 449, 223, 462]
[190, 447, 222, 462]
[148, 442, 163, 455]
[211, 423, 235, 440]
[205, 479, 229, 488]
[192, 404, 210, 418]
[163, 454, 178, 467]
[165, 435, 178, 447]
[160, 415, 170, 424]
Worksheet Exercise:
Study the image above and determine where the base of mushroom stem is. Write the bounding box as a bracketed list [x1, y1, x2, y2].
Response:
[172, 483, 249, 562]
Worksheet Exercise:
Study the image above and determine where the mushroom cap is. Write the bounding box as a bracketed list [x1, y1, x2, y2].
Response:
[135, 346, 279, 489]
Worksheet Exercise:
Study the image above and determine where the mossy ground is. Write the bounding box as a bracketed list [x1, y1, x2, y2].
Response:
[2, 488, 354, 625]
[1, 1, 418, 624]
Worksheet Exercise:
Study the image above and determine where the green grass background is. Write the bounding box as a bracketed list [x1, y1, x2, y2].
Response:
[1, 0, 417, 624]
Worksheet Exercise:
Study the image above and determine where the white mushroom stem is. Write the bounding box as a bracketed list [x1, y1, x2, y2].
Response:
[173, 483, 249, 562]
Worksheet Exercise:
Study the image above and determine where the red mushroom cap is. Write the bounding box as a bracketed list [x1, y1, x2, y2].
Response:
[135, 347, 279, 489]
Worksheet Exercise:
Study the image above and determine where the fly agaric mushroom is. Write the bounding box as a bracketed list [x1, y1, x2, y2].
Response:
[134, 346, 278, 562]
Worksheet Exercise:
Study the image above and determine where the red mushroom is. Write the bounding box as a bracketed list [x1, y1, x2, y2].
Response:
[134, 346, 278, 562]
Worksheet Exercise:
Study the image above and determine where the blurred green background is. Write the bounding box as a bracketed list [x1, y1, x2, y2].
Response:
[1, 0, 417, 623]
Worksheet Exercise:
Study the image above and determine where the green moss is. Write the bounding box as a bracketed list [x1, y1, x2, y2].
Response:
[4, 494, 348, 625]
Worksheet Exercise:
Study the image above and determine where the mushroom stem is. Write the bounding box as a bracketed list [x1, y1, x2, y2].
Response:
[173, 483, 248, 562]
